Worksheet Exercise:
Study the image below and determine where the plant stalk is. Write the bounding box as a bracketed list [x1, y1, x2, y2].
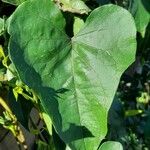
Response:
[0, 97, 28, 150]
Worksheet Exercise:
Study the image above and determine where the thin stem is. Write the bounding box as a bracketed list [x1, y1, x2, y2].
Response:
[0, 97, 28, 150]
[0, 97, 14, 119]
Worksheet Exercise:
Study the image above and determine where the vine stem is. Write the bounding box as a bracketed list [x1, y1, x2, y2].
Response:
[0, 97, 28, 150]
[0, 97, 13, 116]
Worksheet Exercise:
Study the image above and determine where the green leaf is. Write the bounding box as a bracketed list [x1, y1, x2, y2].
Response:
[130, 0, 150, 37]
[0, 18, 4, 36]
[8, 0, 136, 149]
[73, 17, 84, 35]
[2, 0, 26, 5]
[136, 92, 150, 104]
[42, 112, 52, 135]
[0, 45, 5, 59]
[99, 141, 123, 150]
[54, 0, 91, 14]
[125, 109, 143, 117]
[7, 91, 33, 129]
[13, 86, 23, 100]
[37, 140, 52, 150]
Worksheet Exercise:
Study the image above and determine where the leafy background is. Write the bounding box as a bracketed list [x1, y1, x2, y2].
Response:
[0, 0, 150, 150]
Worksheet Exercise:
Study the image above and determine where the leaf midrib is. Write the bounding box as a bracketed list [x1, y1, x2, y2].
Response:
[70, 44, 87, 149]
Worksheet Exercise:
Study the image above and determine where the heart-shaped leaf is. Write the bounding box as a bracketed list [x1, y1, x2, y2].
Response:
[8, 0, 136, 149]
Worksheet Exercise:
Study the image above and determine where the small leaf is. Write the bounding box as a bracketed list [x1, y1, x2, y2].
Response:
[13, 86, 23, 100]
[0, 116, 5, 125]
[6, 64, 15, 81]
[0, 45, 5, 59]
[54, 0, 91, 14]
[0, 18, 4, 36]
[42, 112, 52, 135]
[125, 109, 143, 117]
[0, 68, 7, 82]
[99, 141, 123, 150]
[73, 17, 84, 35]
[136, 92, 149, 104]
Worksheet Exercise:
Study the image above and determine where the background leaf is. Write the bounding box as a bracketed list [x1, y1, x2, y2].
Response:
[99, 141, 123, 150]
[6, 90, 34, 129]
[54, 0, 91, 14]
[8, 0, 136, 149]
[37, 140, 54, 150]
[73, 17, 84, 35]
[0, 18, 4, 36]
[129, 0, 150, 37]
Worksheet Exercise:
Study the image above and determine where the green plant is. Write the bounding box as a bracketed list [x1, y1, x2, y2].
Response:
[1, 0, 149, 150]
